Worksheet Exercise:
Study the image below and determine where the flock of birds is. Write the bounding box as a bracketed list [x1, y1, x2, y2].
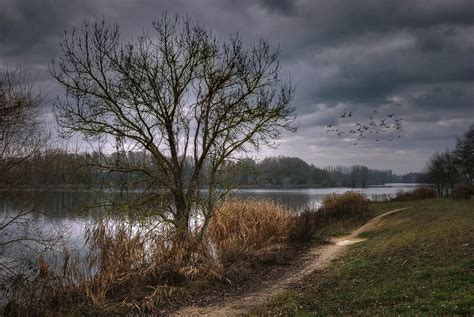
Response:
[326, 109, 404, 145]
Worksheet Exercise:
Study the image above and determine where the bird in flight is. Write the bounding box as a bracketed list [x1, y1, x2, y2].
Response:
[325, 109, 404, 145]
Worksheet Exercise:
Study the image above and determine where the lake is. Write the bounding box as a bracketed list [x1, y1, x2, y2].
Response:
[0, 183, 420, 249]
[1, 183, 420, 222]
[231, 183, 420, 210]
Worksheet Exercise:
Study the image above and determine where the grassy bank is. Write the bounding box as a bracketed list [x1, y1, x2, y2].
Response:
[253, 199, 474, 315]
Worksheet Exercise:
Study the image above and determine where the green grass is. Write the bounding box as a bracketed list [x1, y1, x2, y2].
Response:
[252, 199, 474, 315]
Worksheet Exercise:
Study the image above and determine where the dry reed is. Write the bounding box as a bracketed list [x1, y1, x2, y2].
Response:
[80, 215, 220, 312]
[207, 198, 294, 264]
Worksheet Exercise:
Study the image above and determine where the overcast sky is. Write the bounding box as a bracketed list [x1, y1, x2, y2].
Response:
[1, 0, 473, 173]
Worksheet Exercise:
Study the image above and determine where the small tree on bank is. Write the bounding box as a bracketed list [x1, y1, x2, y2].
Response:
[52, 15, 296, 242]
[454, 124, 474, 186]
[424, 150, 459, 197]
[424, 124, 474, 197]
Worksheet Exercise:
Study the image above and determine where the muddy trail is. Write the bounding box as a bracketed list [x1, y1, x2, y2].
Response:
[173, 208, 408, 316]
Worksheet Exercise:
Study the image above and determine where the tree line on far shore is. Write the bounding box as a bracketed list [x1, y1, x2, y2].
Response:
[424, 125, 474, 197]
[0, 150, 422, 190]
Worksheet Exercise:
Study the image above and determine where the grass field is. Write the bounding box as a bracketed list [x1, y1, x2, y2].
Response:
[252, 199, 474, 315]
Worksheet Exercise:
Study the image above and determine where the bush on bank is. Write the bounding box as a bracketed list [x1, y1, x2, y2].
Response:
[391, 187, 437, 201]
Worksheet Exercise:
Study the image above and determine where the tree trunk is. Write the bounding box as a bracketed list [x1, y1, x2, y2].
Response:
[174, 192, 190, 242]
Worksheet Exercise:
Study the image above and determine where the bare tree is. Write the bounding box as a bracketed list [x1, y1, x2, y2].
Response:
[52, 15, 296, 242]
[454, 124, 474, 186]
[0, 68, 46, 184]
[0, 67, 51, 287]
[0, 66, 48, 232]
[424, 149, 459, 197]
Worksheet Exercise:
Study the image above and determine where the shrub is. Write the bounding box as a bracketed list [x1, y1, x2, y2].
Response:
[451, 184, 474, 200]
[207, 198, 294, 264]
[391, 187, 437, 201]
[319, 191, 369, 220]
[289, 192, 369, 243]
[289, 206, 320, 242]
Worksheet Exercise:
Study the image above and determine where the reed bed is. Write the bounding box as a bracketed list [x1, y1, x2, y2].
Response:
[80, 215, 221, 312]
[207, 198, 294, 264]
[6, 215, 221, 315]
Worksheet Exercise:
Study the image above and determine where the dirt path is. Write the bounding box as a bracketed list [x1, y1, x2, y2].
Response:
[173, 208, 408, 316]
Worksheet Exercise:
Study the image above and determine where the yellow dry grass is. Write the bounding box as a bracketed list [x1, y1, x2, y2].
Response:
[207, 198, 294, 264]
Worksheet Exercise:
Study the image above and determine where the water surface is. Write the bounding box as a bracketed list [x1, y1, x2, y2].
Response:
[0, 184, 420, 272]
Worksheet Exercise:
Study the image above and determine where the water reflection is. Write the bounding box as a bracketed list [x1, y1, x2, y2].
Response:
[0, 184, 420, 261]
[1, 183, 420, 222]
[231, 183, 420, 211]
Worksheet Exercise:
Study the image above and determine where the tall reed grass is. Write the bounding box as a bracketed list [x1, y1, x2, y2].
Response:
[81, 215, 222, 312]
[207, 198, 294, 264]
[6, 214, 221, 315]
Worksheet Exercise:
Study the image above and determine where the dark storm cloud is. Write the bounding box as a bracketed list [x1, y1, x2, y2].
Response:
[1, 0, 473, 173]
[258, 0, 296, 15]
[0, 0, 97, 61]
[286, 23, 474, 107]
[284, 0, 474, 49]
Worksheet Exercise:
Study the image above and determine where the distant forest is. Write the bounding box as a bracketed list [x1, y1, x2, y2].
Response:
[1, 150, 423, 190]
[233, 156, 422, 188]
